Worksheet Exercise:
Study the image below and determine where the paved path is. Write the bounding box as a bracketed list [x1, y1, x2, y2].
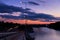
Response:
[0, 31, 26, 40]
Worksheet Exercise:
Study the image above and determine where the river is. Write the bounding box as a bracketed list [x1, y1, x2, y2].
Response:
[1, 27, 60, 40]
[32, 27, 60, 40]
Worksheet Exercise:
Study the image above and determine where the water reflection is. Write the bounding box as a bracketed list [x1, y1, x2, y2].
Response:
[32, 27, 60, 40]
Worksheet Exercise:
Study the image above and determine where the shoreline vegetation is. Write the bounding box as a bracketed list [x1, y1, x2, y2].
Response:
[0, 21, 60, 32]
[0, 21, 60, 40]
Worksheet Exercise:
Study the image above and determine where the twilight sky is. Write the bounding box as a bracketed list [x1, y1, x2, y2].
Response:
[0, 0, 60, 17]
[0, 0, 60, 24]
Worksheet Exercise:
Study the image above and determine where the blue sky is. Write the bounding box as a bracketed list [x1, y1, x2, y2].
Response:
[0, 0, 60, 23]
[0, 0, 60, 17]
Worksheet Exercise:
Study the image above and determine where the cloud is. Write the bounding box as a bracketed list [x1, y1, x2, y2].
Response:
[0, 17, 54, 24]
[23, 12, 56, 20]
[0, 17, 25, 24]
[28, 1, 40, 5]
[0, 3, 57, 21]
[11, 12, 21, 16]
[0, 3, 28, 13]
[0, 13, 9, 15]
[0, 12, 56, 22]
[24, 8, 31, 10]
[0, 12, 21, 16]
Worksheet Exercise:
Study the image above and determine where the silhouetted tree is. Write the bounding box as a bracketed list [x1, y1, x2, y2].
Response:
[48, 21, 60, 31]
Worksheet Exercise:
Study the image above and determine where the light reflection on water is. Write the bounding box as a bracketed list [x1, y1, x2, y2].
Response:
[32, 27, 60, 40]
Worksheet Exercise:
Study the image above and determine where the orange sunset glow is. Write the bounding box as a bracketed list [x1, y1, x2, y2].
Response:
[0, 17, 55, 24]
[3, 19, 55, 24]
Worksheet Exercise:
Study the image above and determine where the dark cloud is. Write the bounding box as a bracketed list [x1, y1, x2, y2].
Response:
[0, 3, 28, 13]
[20, 10, 56, 20]
[28, 1, 40, 5]
[0, 3, 56, 21]
[0, 15, 23, 19]
[24, 13, 56, 20]
[0, 12, 56, 21]
[24, 8, 31, 11]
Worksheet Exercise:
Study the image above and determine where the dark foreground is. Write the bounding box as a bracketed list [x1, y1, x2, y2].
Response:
[0, 21, 60, 40]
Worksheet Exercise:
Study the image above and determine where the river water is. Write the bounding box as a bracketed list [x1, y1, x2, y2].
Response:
[1, 27, 60, 40]
[31, 27, 60, 40]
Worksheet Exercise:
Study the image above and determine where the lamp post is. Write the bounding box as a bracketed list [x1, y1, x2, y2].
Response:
[20, 0, 35, 40]
[20, 1, 28, 24]
[20, 1, 30, 40]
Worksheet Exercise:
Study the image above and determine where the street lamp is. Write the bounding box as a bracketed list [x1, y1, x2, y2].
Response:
[20, 1, 28, 24]
[20, 1, 31, 40]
